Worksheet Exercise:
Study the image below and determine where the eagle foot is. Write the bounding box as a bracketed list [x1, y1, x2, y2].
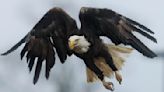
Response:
[102, 81, 114, 91]
[115, 71, 122, 84]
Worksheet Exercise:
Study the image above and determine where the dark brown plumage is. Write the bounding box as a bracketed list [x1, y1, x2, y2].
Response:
[1, 7, 157, 88]
[79, 7, 157, 58]
[2, 7, 78, 84]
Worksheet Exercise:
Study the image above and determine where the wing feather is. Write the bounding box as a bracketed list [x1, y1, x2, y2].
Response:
[80, 7, 157, 58]
[28, 57, 35, 72]
[33, 57, 44, 84]
[1, 7, 78, 83]
[123, 16, 154, 34]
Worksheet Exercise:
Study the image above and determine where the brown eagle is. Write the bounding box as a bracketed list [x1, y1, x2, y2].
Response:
[1, 7, 157, 91]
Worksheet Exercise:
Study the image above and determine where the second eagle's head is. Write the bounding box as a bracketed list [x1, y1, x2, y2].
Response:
[68, 35, 91, 54]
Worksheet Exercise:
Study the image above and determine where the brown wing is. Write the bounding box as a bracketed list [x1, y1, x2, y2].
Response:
[79, 7, 157, 58]
[1, 7, 78, 84]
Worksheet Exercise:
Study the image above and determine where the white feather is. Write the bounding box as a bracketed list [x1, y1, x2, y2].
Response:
[69, 35, 90, 53]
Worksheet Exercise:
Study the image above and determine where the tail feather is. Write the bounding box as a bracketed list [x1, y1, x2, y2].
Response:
[1, 34, 29, 55]
[86, 44, 133, 83]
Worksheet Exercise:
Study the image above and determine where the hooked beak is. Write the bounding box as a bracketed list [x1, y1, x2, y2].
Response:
[68, 40, 75, 50]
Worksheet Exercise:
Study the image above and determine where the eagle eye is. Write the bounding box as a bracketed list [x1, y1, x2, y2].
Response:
[75, 39, 79, 42]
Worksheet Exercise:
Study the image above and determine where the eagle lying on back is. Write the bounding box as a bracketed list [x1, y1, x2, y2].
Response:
[1, 7, 157, 91]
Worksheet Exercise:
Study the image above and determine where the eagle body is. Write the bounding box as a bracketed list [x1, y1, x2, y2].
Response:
[71, 35, 118, 80]
[1, 7, 157, 90]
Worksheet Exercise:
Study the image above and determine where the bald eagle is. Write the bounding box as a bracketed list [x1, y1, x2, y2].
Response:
[1, 7, 157, 91]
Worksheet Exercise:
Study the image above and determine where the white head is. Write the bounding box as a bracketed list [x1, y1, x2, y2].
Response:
[68, 35, 91, 54]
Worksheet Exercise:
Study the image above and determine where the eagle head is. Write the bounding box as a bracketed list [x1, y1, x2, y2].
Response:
[68, 35, 91, 54]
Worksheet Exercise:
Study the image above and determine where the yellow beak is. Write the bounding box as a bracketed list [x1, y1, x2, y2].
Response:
[68, 40, 75, 50]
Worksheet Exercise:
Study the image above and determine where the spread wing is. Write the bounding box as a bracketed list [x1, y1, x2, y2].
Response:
[1, 7, 78, 84]
[79, 7, 157, 58]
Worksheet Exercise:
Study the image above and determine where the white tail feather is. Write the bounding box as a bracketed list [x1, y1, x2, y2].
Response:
[86, 44, 133, 83]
